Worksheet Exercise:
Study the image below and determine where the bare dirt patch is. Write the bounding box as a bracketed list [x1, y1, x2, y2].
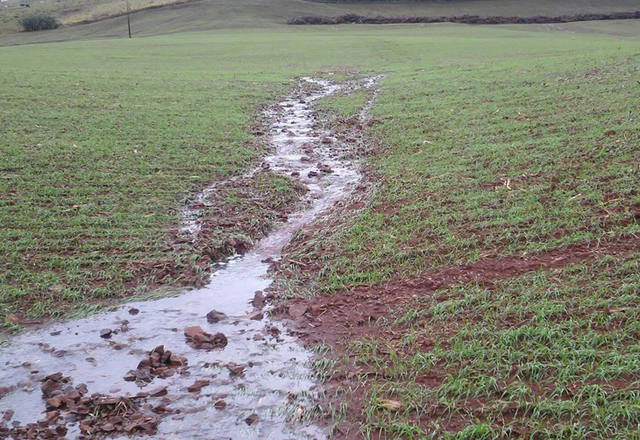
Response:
[278, 236, 640, 346]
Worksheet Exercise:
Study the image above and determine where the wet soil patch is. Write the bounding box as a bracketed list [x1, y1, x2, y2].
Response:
[279, 236, 640, 346]
[135, 169, 308, 291]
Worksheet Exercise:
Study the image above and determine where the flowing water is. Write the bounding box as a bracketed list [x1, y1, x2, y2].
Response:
[0, 77, 377, 440]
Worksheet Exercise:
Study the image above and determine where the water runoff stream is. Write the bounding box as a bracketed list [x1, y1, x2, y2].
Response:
[0, 76, 380, 440]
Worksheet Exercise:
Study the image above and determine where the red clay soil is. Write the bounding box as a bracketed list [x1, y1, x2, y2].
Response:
[278, 235, 640, 346]
[273, 235, 639, 438]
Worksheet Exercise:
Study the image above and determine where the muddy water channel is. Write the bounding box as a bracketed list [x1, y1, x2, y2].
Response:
[0, 77, 376, 440]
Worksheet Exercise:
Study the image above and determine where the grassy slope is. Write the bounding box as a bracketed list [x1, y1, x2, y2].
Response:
[0, 0, 186, 32]
[358, 254, 640, 439]
[272, 21, 640, 440]
[281, 26, 640, 290]
[1, 19, 639, 437]
[0, 34, 301, 325]
[0, 23, 476, 326]
[2, 0, 640, 43]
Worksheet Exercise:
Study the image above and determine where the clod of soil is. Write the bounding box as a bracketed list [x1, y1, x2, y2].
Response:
[245, 413, 260, 425]
[99, 328, 112, 339]
[288, 304, 307, 319]
[252, 291, 265, 309]
[128, 308, 140, 315]
[138, 387, 163, 398]
[124, 345, 187, 385]
[206, 309, 226, 323]
[317, 163, 333, 173]
[40, 372, 76, 399]
[264, 324, 281, 340]
[225, 363, 245, 377]
[187, 380, 209, 393]
[0, 386, 13, 399]
[184, 326, 228, 350]
[214, 400, 227, 410]
[247, 311, 264, 321]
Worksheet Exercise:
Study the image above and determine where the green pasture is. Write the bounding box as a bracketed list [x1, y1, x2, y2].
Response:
[1, 16, 639, 437]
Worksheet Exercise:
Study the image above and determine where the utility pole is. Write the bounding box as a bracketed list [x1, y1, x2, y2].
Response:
[126, 0, 132, 38]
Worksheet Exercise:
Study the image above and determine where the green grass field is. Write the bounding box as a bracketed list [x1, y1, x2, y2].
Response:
[0, 35, 303, 325]
[273, 21, 639, 439]
[283, 36, 640, 292]
[349, 253, 640, 439]
[1, 7, 639, 437]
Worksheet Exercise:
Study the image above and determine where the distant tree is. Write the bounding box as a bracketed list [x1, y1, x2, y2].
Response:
[19, 14, 60, 32]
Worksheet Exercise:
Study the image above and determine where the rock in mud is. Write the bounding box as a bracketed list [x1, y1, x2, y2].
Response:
[265, 324, 281, 340]
[252, 291, 265, 309]
[40, 373, 70, 398]
[225, 363, 245, 377]
[128, 307, 140, 315]
[0, 386, 14, 399]
[2, 409, 14, 423]
[187, 380, 209, 393]
[206, 309, 226, 323]
[184, 326, 228, 350]
[99, 328, 112, 339]
[5, 372, 160, 440]
[124, 345, 187, 385]
[152, 402, 171, 414]
[245, 413, 260, 425]
[148, 386, 168, 397]
[317, 163, 333, 173]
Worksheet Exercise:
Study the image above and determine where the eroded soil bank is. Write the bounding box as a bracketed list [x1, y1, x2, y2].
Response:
[0, 77, 378, 440]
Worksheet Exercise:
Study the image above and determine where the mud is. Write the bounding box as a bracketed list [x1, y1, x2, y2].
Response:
[0, 77, 379, 439]
[288, 11, 640, 25]
[281, 236, 640, 347]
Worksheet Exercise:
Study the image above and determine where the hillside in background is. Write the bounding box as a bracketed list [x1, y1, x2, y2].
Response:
[1, 0, 640, 45]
